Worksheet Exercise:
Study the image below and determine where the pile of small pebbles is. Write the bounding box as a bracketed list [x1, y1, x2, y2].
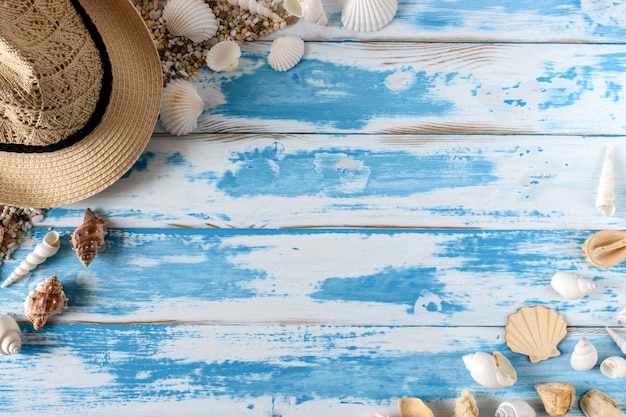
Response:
[133, 0, 298, 84]
[0, 206, 44, 264]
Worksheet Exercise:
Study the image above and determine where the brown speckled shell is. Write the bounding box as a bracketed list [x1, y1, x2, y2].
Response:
[71, 208, 108, 267]
[24, 275, 68, 331]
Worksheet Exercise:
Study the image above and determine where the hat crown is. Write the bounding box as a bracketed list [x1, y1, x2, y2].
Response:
[0, 0, 103, 148]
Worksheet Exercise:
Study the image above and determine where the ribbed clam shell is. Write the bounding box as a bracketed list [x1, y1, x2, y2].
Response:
[341, 0, 398, 32]
[160, 79, 205, 136]
[569, 336, 598, 372]
[205, 40, 241, 72]
[0, 315, 21, 355]
[267, 36, 304, 72]
[163, 0, 218, 43]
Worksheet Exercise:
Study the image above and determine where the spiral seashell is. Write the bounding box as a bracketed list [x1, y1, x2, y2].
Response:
[535, 382, 575, 417]
[582, 229, 626, 268]
[600, 356, 626, 378]
[71, 208, 108, 268]
[205, 40, 241, 72]
[580, 390, 626, 417]
[596, 145, 615, 217]
[455, 389, 478, 417]
[617, 306, 626, 326]
[24, 275, 68, 331]
[341, 0, 398, 32]
[0, 314, 21, 355]
[496, 400, 536, 417]
[397, 398, 434, 417]
[163, 0, 218, 42]
[1, 231, 60, 288]
[226, 0, 282, 21]
[569, 336, 598, 372]
[550, 271, 596, 300]
[267, 36, 305, 72]
[605, 326, 626, 355]
[462, 351, 517, 388]
[159, 79, 204, 136]
[283, 0, 328, 25]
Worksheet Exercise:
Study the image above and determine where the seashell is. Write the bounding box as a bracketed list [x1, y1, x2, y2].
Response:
[226, 0, 282, 21]
[283, 0, 328, 25]
[550, 271, 596, 300]
[605, 326, 626, 355]
[163, 0, 218, 43]
[582, 229, 626, 268]
[1, 231, 60, 288]
[596, 145, 615, 217]
[341, 0, 398, 32]
[71, 208, 108, 268]
[455, 389, 479, 417]
[504, 305, 567, 363]
[267, 36, 305, 72]
[0, 314, 21, 355]
[535, 382, 576, 417]
[580, 390, 626, 417]
[496, 400, 536, 417]
[462, 351, 517, 388]
[600, 356, 626, 378]
[569, 336, 598, 372]
[617, 306, 626, 326]
[205, 40, 241, 72]
[397, 398, 434, 417]
[159, 79, 204, 136]
[24, 275, 68, 331]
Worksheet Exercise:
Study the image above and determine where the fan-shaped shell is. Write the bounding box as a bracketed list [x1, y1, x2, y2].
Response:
[24, 275, 68, 331]
[163, 0, 218, 43]
[341, 0, 398, 32]
[205, 40, 241, 72]
[160, 79, 205, 136]
[569, 336, 598, 372]
[496, 400, 536, 417]
[267, 36, 304, 72]
[0, 315, 21, 355]
[504, 305, 567, 363]
[71, 208, 108, 268]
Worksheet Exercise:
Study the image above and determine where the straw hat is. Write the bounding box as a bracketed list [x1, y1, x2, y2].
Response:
[0, 0, 162, 208]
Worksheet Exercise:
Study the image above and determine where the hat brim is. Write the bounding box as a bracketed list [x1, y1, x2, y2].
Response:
[0, 0, 162, 208]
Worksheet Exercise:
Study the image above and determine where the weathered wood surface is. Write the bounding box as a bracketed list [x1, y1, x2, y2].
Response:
[3, 0, 626, 415]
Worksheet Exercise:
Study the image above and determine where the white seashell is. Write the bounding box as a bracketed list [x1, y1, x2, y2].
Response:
[462, 351, 517, 388]
[163, 0, 218, 43]
[569, 336, 598, 372]
[496, 400, 536, 417]
[1, 231, 60, 288]
[341, 0, 398, 32]
[0, 314, 21, 355]
[605, 326, 626, 355]
[227, 0, 282, 21]
[596, 145, 615, 217]
[550, 271, 596, 300]
[205, 40, 241, 72]
[600, 356, 626, 378]
[160, 79, 205, 136]
[267, 36, 304, 72]
[283, 0, 328, 25]
[617, 306, 626, 326]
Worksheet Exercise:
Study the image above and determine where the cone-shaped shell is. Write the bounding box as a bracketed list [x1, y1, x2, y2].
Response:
[1, 231, 61, 288]
[596, 145, 615, 217]
[600, 356, 626, 378]
[71, 208, 108, 268]
[341, 0, 398, 32]
[284, 0, 328, 25]
[617, 306, 626, 326]
[504, 305, 567, 363]
[569, 336, 598, 372]
[0, 315, 21, 355]
[462, 351, 517, 388]
[582, 229, 626, 268]
[163, 0, 218, 42]
[550, 271, 596, 300]
[267, 36, 304, 72]
[24, 275, 68, 331]
[580, 390, 626, 417]
[205, 40, 241, 72]
[455, 389, 478, 417]
[397, 398, 434, 417]
[535, 382, 576, 417]
[496, 400, 536, 417]
[160, 79, 205, 136]
[605, 326, 626, 355]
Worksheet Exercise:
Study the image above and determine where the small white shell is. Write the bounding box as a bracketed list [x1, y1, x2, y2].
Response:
[550, 271, 596, 300]
[0, 315, 21, 355]
[569, 336, 598, 372]
[205, 40, 241, 72]
[283, 0, 328, 25]
[163, 0, 218, 43]
[462, 351, 517, 389]
[341, 0, 398, 32]
[1, 231, 60, 288]
[600, 356, 626, 378]
[606, 326, 626, 355]
[617, 306, 626, 326]
[496, 400, 536, 417]
[267, 36, 304, 72]
[596, 145, 615, 217]
[160, 79, 205, 136]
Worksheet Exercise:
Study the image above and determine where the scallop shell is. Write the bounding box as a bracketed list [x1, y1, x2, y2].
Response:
[535, 382, 575, 417]
[160, 79, 204, 136]
[605, 326, 626, 355]
[504, 305, 567, 363]
[582, 229, 626, 268]
[550, 271, 596, 300]
[455, 389, 478, 417]
[284, 0, 328, 25]
[163, 0, 218, 43]
[617, 306, 626, 326]
[1, 231, 60, 288]
[462, 351, 517, 388]
[569, 336, 598, 372]
[596, 145, 615, 217]
[71, 208, 108, 268]
[267, 36, 304, 72]
[24, 275, 68, 331]
[580, 390, 626, 417]
[600, 356, 626, 378]
[496, 400, 536, 417]
[341, 0, 398, 32]
[397, 398, 434, 417]
[0, 314, 21, 355]
[205, 40, 241, 72]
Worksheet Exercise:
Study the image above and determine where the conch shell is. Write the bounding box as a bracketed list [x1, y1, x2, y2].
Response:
[71, 208, 108, 267]
[596, 145, 615, 217]
[0, 314, 21, 355]
[605, 326, 626, 355]
[582, 229, 626, 268]
[535, 382, 576, 417]
[496, 400, 536, 417]
[600, 356, 626, 378]
[454, 389, 478, 417]
[397, 398, 434, 417]
[1, 231, 60, 288]
[569, 336, 598, 372]
[580, 390, 626, 417]
[24, 275, 68, 331]
[462, 351, 517, 388]
[550, 271, 596, 300]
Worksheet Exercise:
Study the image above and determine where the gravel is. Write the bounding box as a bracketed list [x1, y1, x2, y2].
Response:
[0, 206, 45, 264]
